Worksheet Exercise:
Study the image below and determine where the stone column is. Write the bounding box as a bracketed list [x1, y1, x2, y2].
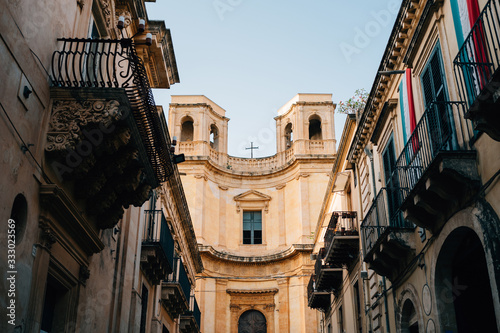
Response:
[219, 186, 228, 247]
[194, 175, 207, 243]
[215, 279, 228, 333]
[277, 278, 290, 332]
[299, 174, 311, 242]
[276, 184, 287, 246]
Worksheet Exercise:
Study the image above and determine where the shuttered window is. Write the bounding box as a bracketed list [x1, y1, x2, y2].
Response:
[382, 135, 400, 220]
[421, 42, 452, 153]
[421, 42, 448, 106]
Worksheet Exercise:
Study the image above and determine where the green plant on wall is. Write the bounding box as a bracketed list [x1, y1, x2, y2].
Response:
[337, 88, 368, 114]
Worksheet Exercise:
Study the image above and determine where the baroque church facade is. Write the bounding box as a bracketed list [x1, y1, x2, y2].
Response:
[168, 94, 337, 332]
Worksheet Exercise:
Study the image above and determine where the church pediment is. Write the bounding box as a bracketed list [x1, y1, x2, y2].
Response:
[233, 190, 271, 213]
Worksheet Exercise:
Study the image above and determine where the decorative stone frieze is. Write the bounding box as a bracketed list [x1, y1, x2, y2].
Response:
[46, 100, 123, 153]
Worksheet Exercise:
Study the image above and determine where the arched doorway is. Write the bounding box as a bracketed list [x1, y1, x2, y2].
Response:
[238, 310, 266, 333]
[400, 299, 419, 333]
[435, 227, 498, 332]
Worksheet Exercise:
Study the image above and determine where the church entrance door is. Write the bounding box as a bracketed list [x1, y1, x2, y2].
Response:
[238, 310, 267, 333]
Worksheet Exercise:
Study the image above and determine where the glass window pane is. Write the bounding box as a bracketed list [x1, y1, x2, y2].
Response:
[254, 230, 262, 244]
[243, 230, 251, 244]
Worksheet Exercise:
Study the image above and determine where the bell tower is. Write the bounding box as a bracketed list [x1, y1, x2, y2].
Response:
[168, 95, 229, 156]
[275, 94, 336, 155]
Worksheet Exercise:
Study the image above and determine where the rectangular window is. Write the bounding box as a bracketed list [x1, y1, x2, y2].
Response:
[243, 211, 262, 244]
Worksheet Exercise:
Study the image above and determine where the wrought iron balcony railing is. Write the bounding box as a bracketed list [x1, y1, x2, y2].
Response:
[314, 253, 341, 277]
[186, 295, 201, 328]
[361, 188, 414, 256]
[391, 101, 472, 204]
[324, 211, 358, 252]
[454, 0, 500, 110]
[167, 257, 192, 303]
[50, 38, 173, 182]
[143, 209, 175, 270]
[307, 274, 332, 310]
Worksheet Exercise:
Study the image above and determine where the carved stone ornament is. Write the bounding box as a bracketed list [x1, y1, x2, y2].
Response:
[233, 190, 272, 213]
[39, 217, 57, 249]
[79, 265, 91, 283]
[46, 100, 123, 153]
[99, 0, 114, 28]
[115, 9, 132, 28]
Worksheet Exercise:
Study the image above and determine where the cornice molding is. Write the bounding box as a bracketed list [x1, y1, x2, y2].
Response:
[198, 244, 314, 264]
[226, 289, 278, 295]
[170, 103, 230, 121]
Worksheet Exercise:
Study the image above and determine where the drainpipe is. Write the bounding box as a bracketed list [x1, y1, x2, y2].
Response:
[365, 144, 391, 333]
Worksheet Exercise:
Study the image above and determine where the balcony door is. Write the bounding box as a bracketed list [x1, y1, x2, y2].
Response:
[382, 135, 401, 225]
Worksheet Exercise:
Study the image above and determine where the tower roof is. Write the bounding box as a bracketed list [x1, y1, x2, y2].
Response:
[277, 93, 333, 116]
[171, 95, 226, 117]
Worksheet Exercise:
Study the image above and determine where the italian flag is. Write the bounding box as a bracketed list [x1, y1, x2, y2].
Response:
[399, 68, 417, 144]
[450, 0, 481, 48]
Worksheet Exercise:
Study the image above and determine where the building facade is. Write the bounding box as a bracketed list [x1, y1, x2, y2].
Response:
[0, 0, 202, 332]
[308, 0, 500, 332]
[168, 94, 337, 332]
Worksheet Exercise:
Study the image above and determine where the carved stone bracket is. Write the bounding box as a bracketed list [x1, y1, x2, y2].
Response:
[46, 99, 123, 153]
[79, 265, 91, 284]
[39, 216, 57, 250]
[115, 9, 132, 28]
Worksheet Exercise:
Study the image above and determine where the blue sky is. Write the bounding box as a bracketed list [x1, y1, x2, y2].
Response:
[147, 1, 400, 157]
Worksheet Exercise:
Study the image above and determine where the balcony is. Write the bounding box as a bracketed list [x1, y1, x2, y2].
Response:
[313, 251, 343, 293]
[180, 295, 201, 333]
[46, 38, 174, 229]
[454, 0, 500, 141]
[307, 275, 330, 311]
[141, 210, 174, 285]
[394, 102, 479, 233]
[161, 257, 191, 318]
[323, 211, 360, 268]
[361, 188, 415, 281]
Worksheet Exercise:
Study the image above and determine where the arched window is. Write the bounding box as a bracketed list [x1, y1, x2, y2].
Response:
[400, 299, 419, 333]
[210, 124, 219, 150]
[10, 194, 28, 244]
[285, 123, 293, 149]
[181, 116, 194, 141]
[238, 310, 266, 333]
[309, 115, 322, 140]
